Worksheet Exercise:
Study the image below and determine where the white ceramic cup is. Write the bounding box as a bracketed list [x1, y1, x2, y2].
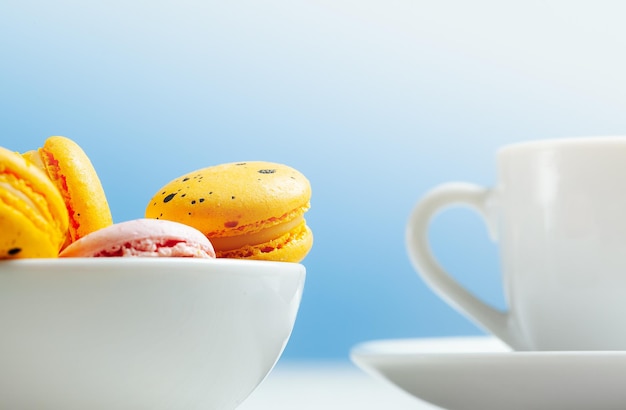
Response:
[406, 137, 626, 351]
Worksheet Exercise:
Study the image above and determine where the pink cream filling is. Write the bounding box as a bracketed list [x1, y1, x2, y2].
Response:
[93, 238, 213, 258]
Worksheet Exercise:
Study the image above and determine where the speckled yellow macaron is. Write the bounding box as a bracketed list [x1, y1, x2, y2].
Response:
[23, 136, 113, 249]
[0, 146, 69, 258]
[145, 161, 313, 262]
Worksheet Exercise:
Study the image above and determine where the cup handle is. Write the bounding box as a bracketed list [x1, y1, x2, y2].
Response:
[406, 182, 522, 350]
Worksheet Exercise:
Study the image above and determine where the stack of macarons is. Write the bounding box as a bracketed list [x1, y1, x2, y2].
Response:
[1, 137, 313, 262]
[1, 135, 114, 259]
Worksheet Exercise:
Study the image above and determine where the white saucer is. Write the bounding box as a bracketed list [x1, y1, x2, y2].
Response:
[350, 336, 626, 410]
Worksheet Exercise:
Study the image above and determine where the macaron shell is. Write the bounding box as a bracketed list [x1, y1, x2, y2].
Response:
[25, 136, 113, 245]
[145, 161, 311, 237]
[217, 222, 313, 262]
[0, 202, 60, 258]
[0, 146, 68, 258]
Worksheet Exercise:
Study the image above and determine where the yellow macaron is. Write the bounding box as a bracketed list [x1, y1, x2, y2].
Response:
[145, 161, 313, 262]
[0, 146, 69, 258]
[23, 136, 113, 248]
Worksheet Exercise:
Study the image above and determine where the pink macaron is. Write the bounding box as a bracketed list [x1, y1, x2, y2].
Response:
[59, 218, 215, 258]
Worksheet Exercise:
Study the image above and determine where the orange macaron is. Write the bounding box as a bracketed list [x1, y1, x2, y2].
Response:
[23, 136, 113, 248]
[0, 146, 69, 258]
[145, 161, 313, 262]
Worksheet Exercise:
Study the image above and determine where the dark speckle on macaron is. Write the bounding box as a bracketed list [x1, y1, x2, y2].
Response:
[183, 177, 190, 182]
[258, 169, 276, 174]
[8, 247, 21, 256]
[224, 221, 238, 228]
[191, 200, 196, 204]
[163, 193, 177, 203]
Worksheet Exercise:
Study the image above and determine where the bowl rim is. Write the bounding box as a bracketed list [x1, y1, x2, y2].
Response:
[0, 258, 305, 276]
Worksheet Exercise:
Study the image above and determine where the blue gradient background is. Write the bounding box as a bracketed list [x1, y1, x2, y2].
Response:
[2, 1, 626, 360]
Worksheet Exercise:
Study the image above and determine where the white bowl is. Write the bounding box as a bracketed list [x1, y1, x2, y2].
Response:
[0, 258, 305, 410]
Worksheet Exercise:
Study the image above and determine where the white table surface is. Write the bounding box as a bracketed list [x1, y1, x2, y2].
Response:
[238, 360, 439, 410]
